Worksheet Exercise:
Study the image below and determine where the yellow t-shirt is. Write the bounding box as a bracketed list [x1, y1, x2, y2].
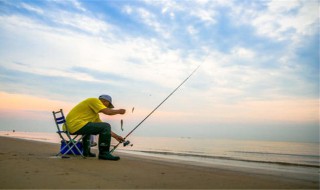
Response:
[64, 98, 106, 134]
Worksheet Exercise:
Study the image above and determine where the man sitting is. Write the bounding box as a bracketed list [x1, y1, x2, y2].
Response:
[64, 94, 126, 160]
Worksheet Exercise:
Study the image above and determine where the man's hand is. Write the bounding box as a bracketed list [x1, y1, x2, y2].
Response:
[119, 109, 126, 114]
[115, 135, 125, 143]
[100, 108, 126, 115]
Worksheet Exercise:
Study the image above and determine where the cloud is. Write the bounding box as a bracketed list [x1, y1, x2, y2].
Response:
[122, 5, 133, 14]
[69, 0, 87, 12]
[0, 12, 198, 94]
[20, 3, 44, 15]
[143, 0, 225, 25]
[235, 0, 318, 42]
[231, 47, 255, 59]
[50, 11, 111, 35]
[187, 25, 198, 35]
[123, 6, 171, 38]
[50, 0, 87, 12]
[1, 1, 317, 99]
[190, 7, 217, 24]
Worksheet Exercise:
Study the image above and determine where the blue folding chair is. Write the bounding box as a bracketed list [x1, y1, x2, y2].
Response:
[52, 109, 85, 158]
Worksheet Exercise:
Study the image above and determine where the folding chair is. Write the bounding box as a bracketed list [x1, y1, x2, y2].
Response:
[52, 109, 85, 158]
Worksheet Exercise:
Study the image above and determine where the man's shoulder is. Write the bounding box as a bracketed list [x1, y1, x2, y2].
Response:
[79, 97, 100, 105]
[84, 97, 99, 102]
[83, 97, 106, 111]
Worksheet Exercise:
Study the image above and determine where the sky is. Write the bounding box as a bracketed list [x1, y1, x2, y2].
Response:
[0, 0, 319, 142]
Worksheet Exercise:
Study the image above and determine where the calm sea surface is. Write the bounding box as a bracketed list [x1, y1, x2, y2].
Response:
[1, 131, 319, 174]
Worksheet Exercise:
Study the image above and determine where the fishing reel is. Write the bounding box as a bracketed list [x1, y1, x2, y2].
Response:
[109, 139, 133, 154]
[123, 140, 133, 147]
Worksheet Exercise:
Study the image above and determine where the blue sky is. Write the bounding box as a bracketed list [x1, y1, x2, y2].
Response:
[0, 0, 319, 142]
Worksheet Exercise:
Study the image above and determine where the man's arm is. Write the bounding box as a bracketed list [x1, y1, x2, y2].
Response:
[100, 108, 126, 115]
[111, 131, 125, 142]
[99, 107, 126, 142]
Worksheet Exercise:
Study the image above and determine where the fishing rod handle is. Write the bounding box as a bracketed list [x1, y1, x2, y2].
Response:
[108, 139, 129, 153]
[109, 142, 121, 154]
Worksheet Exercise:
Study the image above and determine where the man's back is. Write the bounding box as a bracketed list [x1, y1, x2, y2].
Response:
[64, 98, 106, 133]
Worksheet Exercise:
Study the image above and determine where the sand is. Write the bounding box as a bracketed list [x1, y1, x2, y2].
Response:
[0, 136, 318, 189]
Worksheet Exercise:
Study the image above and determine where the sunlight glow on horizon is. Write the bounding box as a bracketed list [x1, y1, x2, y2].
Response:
[0, 91, 317, 124]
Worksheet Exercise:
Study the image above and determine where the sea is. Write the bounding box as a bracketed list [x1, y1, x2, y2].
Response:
[0, 131, 319, 180]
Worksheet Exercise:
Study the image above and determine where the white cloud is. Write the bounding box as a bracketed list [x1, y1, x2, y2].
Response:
[123, 6, 163, 33]
[191, 8, 216, 24]
[267, 0, 300, 12]
[69, 0, 86, 12]
[196, 45, 309, 104]
[0, 3, 314, 103]
[122, 5, 133, 14]
[50, 11, 111, 35]
[20, 3, 44, 15]
[194, 0, 209, 5]
[143, 0, 219, 25]
[187, 25, 198, 35]
[231, 47, 255, 59]
[51, 0, 86, 12]
[161, 7, 175, 19]
[0, 14, 192, 89]
[125, 7, 171, 38]
[251, 0, 317, 41]
[1, 1, 112, 35]
[143, 0, 182, 12]
[224, 0, 318, 44]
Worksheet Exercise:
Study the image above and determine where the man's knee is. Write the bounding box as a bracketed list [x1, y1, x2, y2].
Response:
[101, 123, 111, 134]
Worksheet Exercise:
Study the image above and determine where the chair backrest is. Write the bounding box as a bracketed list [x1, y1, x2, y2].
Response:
[52, 109, 67, 133]
[52, 109, 85, 157]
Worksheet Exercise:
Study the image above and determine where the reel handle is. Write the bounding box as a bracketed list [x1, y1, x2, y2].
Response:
[123, 140, 130, 147]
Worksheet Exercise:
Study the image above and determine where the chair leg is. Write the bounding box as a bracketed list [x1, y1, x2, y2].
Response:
[57, 139, 85, 158]
[57, 140, 76, 156]
[72, 136, 85, 158]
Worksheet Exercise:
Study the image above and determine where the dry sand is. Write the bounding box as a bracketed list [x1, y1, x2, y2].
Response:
[0, 136, 318, 189]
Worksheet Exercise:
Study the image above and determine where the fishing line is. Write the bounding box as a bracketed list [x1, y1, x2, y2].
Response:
[110, 54, 210, 153]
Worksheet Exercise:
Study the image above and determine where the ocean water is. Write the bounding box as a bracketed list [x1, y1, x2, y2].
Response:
[119, 136, 319, 167]
[0, 131, 319, 175]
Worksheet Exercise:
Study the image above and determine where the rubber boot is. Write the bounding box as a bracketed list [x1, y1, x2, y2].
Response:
[98, 127, 120, 161]
[82, 135, 96, 157]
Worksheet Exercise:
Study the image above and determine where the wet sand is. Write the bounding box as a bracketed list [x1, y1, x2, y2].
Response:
[0, 136, 318, 189]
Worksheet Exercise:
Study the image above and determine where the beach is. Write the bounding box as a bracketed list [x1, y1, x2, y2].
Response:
[0, 136, 318, 189]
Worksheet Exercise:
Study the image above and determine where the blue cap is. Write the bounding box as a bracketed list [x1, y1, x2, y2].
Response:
[99, 95, 114, 108]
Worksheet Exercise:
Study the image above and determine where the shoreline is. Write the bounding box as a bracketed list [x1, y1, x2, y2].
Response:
[117, 150, 319, 184]
[0, 136, 318, 189]
[122, 149, 319, 168]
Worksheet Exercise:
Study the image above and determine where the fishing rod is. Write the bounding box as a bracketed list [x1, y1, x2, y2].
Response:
[109, 63, 202, 153]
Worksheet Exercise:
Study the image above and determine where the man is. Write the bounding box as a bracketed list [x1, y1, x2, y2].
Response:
[64, 95, 126, 160]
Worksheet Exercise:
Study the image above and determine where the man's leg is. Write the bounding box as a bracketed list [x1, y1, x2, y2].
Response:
[74, 123, 102, 157]
[74, 122, 120, 160]
[82, 134, 92, 156]
[90, 135, 97, 147]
